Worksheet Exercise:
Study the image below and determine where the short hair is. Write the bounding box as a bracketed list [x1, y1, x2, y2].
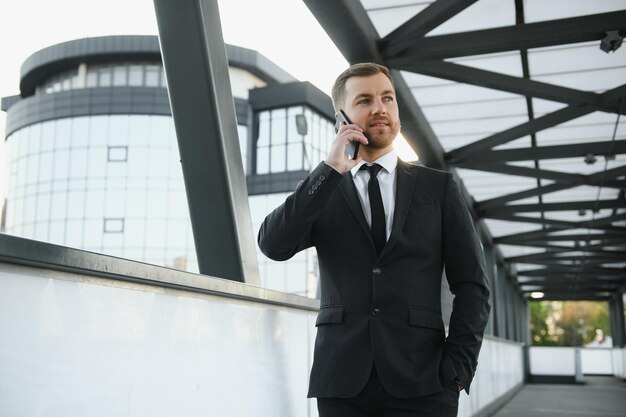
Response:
[331, 63, 395, 110]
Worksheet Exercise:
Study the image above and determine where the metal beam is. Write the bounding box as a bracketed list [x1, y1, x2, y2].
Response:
[153, 0, 260, 284]
[541, 234, 626, 242]
[481, 199, 626, 215]
[537, 294, 612, 301]
[477, 183, 572, 210]
[448, 83, 626, 160]
[498, 241, 624, 255]
[515, 258, 626, 267]
[517, 267, 626, 277]
[495, 227, 566, 244]
[519, 277, 625, 285]
[508, 250, 626, 262]
[520, 282, 623, 291]
[583, 212, 626, 228]
[397, 60, 625, 115]
[462, 162, 583, 182]
[449, 105, 594, 162]
[476, 167, 626, 209]
[387, 11, 626, 60]
[486, 214, 575, 228]
[508, 236, 626, 250]
[466, 140, 626, 163]
[381, 0, 478, 56]
[486, 213, 626, 233]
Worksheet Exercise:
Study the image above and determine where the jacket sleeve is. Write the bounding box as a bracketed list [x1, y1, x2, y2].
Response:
[258, 162, 344, 261]
[442, 172, 491, 394]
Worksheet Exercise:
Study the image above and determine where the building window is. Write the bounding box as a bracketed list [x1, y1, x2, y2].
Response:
[128, 65, 143, 86]
[103, 218, 124, 233]
[254, 105, 332, 174]
[107, 146, 128, 162]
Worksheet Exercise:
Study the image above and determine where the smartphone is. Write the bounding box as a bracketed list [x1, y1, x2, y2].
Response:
[334, 110, 360, 160]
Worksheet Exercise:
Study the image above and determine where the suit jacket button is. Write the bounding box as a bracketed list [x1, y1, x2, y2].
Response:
[319, 175, 326, 181]
[372, 267, 382, 276]
[371, 307, 381, 317]
[308, 189, 315, 195]
[312, 184, 319, 191]
[315, 180, 322, 186]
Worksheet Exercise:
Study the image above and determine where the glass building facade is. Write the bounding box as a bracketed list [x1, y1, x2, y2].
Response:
[1, 36, 335, 298]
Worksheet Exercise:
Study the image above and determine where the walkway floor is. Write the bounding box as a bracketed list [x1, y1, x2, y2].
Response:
[492, 377, 626, 417]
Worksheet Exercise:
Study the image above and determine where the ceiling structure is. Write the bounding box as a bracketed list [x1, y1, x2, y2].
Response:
[305, 0, 626, 301]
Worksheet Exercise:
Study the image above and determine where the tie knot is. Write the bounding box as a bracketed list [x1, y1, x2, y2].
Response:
[360, 163, 383, 177]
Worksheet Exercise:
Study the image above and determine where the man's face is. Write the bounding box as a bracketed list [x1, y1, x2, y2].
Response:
[340, 73, 401, 151]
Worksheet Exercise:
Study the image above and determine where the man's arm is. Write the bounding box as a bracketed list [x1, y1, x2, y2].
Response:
[442, 172, 491, 395]
[258, 121, 367, 261]
[258, 162, 343, 261]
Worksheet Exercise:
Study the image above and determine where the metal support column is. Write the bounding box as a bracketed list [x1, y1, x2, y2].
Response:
[152, 0, 260, 284]
[610, 293, 626, 347]
[505, 276, 515, 340]
[483, 243, 497, 336]
[494, 263, 507, 338]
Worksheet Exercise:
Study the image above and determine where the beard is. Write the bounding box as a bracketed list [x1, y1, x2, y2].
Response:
[363, 116, 400, 149]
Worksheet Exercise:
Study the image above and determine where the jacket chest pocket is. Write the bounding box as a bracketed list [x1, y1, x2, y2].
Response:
[404, 204, 441, 240]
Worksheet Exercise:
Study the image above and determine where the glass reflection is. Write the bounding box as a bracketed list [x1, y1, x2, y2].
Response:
[2, 44, 330, 298]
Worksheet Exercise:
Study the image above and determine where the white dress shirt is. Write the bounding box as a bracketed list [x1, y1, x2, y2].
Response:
[350, 149, 397, 241]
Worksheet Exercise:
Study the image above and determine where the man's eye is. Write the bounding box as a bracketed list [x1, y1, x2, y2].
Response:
[357, 99, 369, 104]
[384, 96, 394, 102]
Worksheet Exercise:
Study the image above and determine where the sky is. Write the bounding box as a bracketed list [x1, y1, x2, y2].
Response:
[0, 0, 417, 199]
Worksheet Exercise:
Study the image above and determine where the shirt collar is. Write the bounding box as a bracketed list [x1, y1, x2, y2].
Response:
[351, 149, 398, 178]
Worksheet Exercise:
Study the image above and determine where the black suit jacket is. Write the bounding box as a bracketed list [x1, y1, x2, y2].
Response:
[258, 159, 490, 398]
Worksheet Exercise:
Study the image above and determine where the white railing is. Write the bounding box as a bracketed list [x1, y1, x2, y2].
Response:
[529, 346, 624, 380]
[459, 337, 525, 417]
[0, 261, 318, 417]
[0, 233, 529, 417]
[612, 348, 626, 379]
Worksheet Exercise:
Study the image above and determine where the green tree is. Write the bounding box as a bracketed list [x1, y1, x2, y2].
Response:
[529, 300, 610, 346]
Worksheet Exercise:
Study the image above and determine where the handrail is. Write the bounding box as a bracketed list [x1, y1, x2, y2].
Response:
[0, 233, 319, 311]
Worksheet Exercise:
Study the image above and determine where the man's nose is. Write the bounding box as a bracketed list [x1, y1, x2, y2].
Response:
[372, 98, 387, 114]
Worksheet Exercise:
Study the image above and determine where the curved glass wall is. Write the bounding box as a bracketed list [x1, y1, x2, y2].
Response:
[3, 112, 317, 296]
[5, 56, 326, 297]
[38, 62, 168, 94]
[4, 115, 199, 272]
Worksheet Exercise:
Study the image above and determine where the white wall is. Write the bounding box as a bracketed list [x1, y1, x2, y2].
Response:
[459, 338, 525, 417]
[581, 349, 613, 375]
[530, 346, 621, 377]
[0, 263, 315, 417]
[530, 346, 576, 375]
[0, 260, 528, 417]
[612, 348, 626, 379]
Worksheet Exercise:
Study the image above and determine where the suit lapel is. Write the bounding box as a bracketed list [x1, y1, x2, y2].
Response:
[339, 174, 374, 245]
[379, 159, 418, 259]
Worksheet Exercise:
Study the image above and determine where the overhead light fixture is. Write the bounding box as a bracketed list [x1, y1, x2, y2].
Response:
[530, 292, 545, 299]
[584, 153, 597, 165]
[600, 31, 623, 53]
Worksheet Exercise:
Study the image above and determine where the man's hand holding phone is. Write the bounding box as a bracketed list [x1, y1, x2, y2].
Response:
[325, 110, 368, 174]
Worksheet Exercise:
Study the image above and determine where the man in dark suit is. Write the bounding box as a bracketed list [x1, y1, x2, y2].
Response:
[258, 63, 490, 417]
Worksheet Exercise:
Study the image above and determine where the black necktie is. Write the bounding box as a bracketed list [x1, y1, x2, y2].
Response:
[361, 164, 386, 256]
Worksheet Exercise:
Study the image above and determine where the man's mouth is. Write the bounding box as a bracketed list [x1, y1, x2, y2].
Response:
[369, 119, 389, 127]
